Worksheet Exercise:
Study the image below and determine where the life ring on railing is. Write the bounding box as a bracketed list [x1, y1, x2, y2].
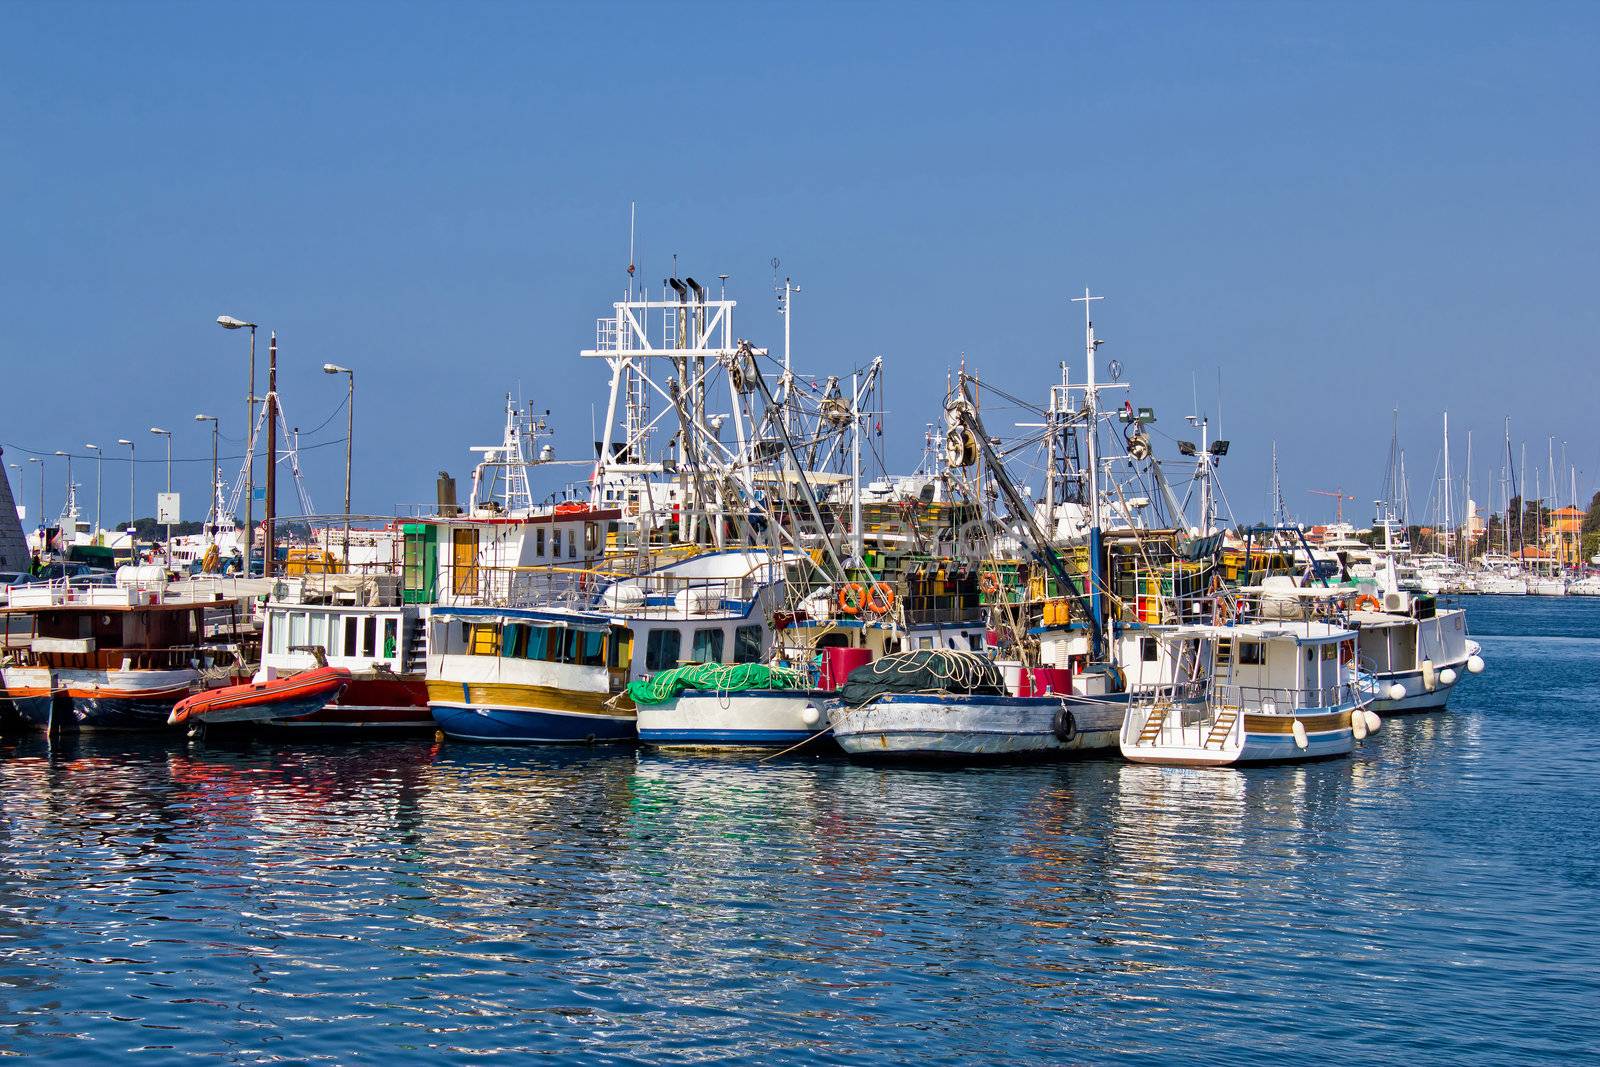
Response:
[865, 582, 896, 616]
[978, 571, 1001, 596]
[1351, 594, 1381, 613]
[837, 582, 866, 616]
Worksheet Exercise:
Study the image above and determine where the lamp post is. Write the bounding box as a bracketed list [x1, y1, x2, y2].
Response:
[150, 427, 172, 566]
[323, 363, 354, 567]
[27, 456, 43, 553]
[52, 451, 73, 539]
[194, 414, 219, 535]
[83, 444, 102, 544]
[218, 315, 258, 573]
[116, 439, 135, 556]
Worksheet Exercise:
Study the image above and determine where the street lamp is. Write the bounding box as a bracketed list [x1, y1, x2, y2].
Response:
[194, 414, 219, 535]
[84, 444, 102, 543]
[150, 427, 172, 566]
[323, 362, 354, 566]
[218, 315, 259, 574]
[52, 451, 72, 537]
[117, 439, 135, 555]
[27, 456, 43, 553]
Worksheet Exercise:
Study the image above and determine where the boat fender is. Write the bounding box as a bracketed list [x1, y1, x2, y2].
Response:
[1420, 659, 1436, 692]
[1052, 705, 1077, 743]
[1387, 683, 1407, 702]
[1363, 710, 1382, 735]
[1351, 711, 1368, 740]
[800, 704, 822, 728]
[1466, 655, 1485, 674]
[1438, 667, 1457, 687]
[1292, 719, 1309, 750]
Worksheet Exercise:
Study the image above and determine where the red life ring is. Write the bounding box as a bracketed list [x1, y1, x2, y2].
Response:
[865, 582, 896, 615]
[837, 582, 866, 616]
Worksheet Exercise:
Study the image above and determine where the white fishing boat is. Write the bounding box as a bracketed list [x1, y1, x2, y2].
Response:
[827, 649, 1124, 759]
[1346, 508, 1484, 713]
[1120, 620, 1377, 766]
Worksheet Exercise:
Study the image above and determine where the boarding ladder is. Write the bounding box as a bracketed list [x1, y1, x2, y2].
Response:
[1134, 703, 1170, 745]
[1203, 706, 1240, 749]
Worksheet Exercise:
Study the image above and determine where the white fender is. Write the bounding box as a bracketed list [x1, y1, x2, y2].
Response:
[1351, 712, 1368, 740]
[1292, 719, 1308, 750]
[800, 704, 822, 727]
[1466, 655, 1485, 674]
[1387, 683, 1407, 702]
[1438, 667, 1457, 686]
[1364, 709, 1382, 734]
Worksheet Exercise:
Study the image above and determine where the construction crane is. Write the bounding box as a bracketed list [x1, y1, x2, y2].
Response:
[1308, 487, 1356, 524]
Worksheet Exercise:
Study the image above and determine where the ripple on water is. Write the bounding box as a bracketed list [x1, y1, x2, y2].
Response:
[0, 603, 1598, 1062]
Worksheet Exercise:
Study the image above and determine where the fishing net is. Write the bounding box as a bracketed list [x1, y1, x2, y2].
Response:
[626, 662, 811, 706]
[839, 649, 1005, 707]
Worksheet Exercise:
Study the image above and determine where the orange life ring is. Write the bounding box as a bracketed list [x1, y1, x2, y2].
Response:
[978, 571, 1001, 596]
[837, 582, 866, 615]
[1351, 594, 1381, 613]
[865, 582, 896, 615]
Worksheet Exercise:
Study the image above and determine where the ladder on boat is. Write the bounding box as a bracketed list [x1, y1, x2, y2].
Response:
[1204, 706, 1240, 749]
[403, 619, 428, 674]
[1135, 703, 1170, 745]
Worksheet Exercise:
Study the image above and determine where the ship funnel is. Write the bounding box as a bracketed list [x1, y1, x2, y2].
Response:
[686, 277, 705, 303]
[436, 471, 459, 517]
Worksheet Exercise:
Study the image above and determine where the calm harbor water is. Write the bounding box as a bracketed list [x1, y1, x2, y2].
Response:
[1, 596, 1596, 1063]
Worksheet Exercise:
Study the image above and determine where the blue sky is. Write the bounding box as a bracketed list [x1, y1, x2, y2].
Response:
[3, 1, 1596, 529]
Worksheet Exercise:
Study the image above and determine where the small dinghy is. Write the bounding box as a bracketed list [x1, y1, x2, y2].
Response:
[169, 665, 351, 728]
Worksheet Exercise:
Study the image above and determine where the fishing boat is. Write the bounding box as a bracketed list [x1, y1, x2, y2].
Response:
[0, 579, 243, 730]
[170, 662, 351, 728]
[1121, 619, 1378, 766]
[427, 549, 792, 743]
[827, 648, 1113, 759]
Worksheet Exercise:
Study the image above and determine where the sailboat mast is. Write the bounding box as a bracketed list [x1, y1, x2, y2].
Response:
[1442, 411, 1451, 556]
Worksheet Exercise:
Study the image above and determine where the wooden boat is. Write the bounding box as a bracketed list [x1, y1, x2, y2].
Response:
[169, 664, 351, 727]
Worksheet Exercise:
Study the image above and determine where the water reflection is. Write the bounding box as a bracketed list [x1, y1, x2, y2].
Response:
[0, 607, 1594, 1062]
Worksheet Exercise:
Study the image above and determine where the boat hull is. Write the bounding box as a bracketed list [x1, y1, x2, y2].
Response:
[637, 689, 832, 749]
[428, 680, 635, 744]
[1121, 706, 1358, 767]
[1, 667, 59, 731]
[57, 669, 196, 730]
[1368, 662, 1466, 714]
[246, 675, 432, 733]
[829, 692, 1126, 760]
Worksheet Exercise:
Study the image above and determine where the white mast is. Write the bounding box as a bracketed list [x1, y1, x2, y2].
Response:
[1442, 411, 1452, 555]
[850, 370, 863, 565]
[1072, 288, 1103, 532]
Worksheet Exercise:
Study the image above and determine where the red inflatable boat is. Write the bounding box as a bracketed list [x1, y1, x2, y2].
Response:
[169, 666, 352, 727]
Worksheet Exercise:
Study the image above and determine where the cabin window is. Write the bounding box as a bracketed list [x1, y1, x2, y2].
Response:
[289, 612, 309, 650]
[692, 628, 724, 663]
[308, 613, 329, 653]
[1238, 641, 1265, 666]
[536, 528, 546, 557]
[1140, 637, 1159, 663]
[363, 616, 377, 659]
[568, 529, 577, 559]
[452, 528, 480, 596]
[646, 629, 681, 671]
[1321, 643, 1336, 661]
[584, 522, 599, 552]
[610, 628, 633, 670]
[916, 636, 933, 650]
[524, 625, 551, 660]
[344, 615, 360, 657]
[502, 624, 528, 659]
[467, 623, 499, 656]
[968, 634, 985, 652]
[579, 630, 606, 666]
[734, 625, 763, 664]
[269, 614, 288, 655]
[383, 618, 398, 659]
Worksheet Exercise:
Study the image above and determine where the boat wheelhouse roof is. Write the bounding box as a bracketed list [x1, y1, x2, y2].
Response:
[432, 604, 612, 631]
[1157, 620, 1354, 644]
